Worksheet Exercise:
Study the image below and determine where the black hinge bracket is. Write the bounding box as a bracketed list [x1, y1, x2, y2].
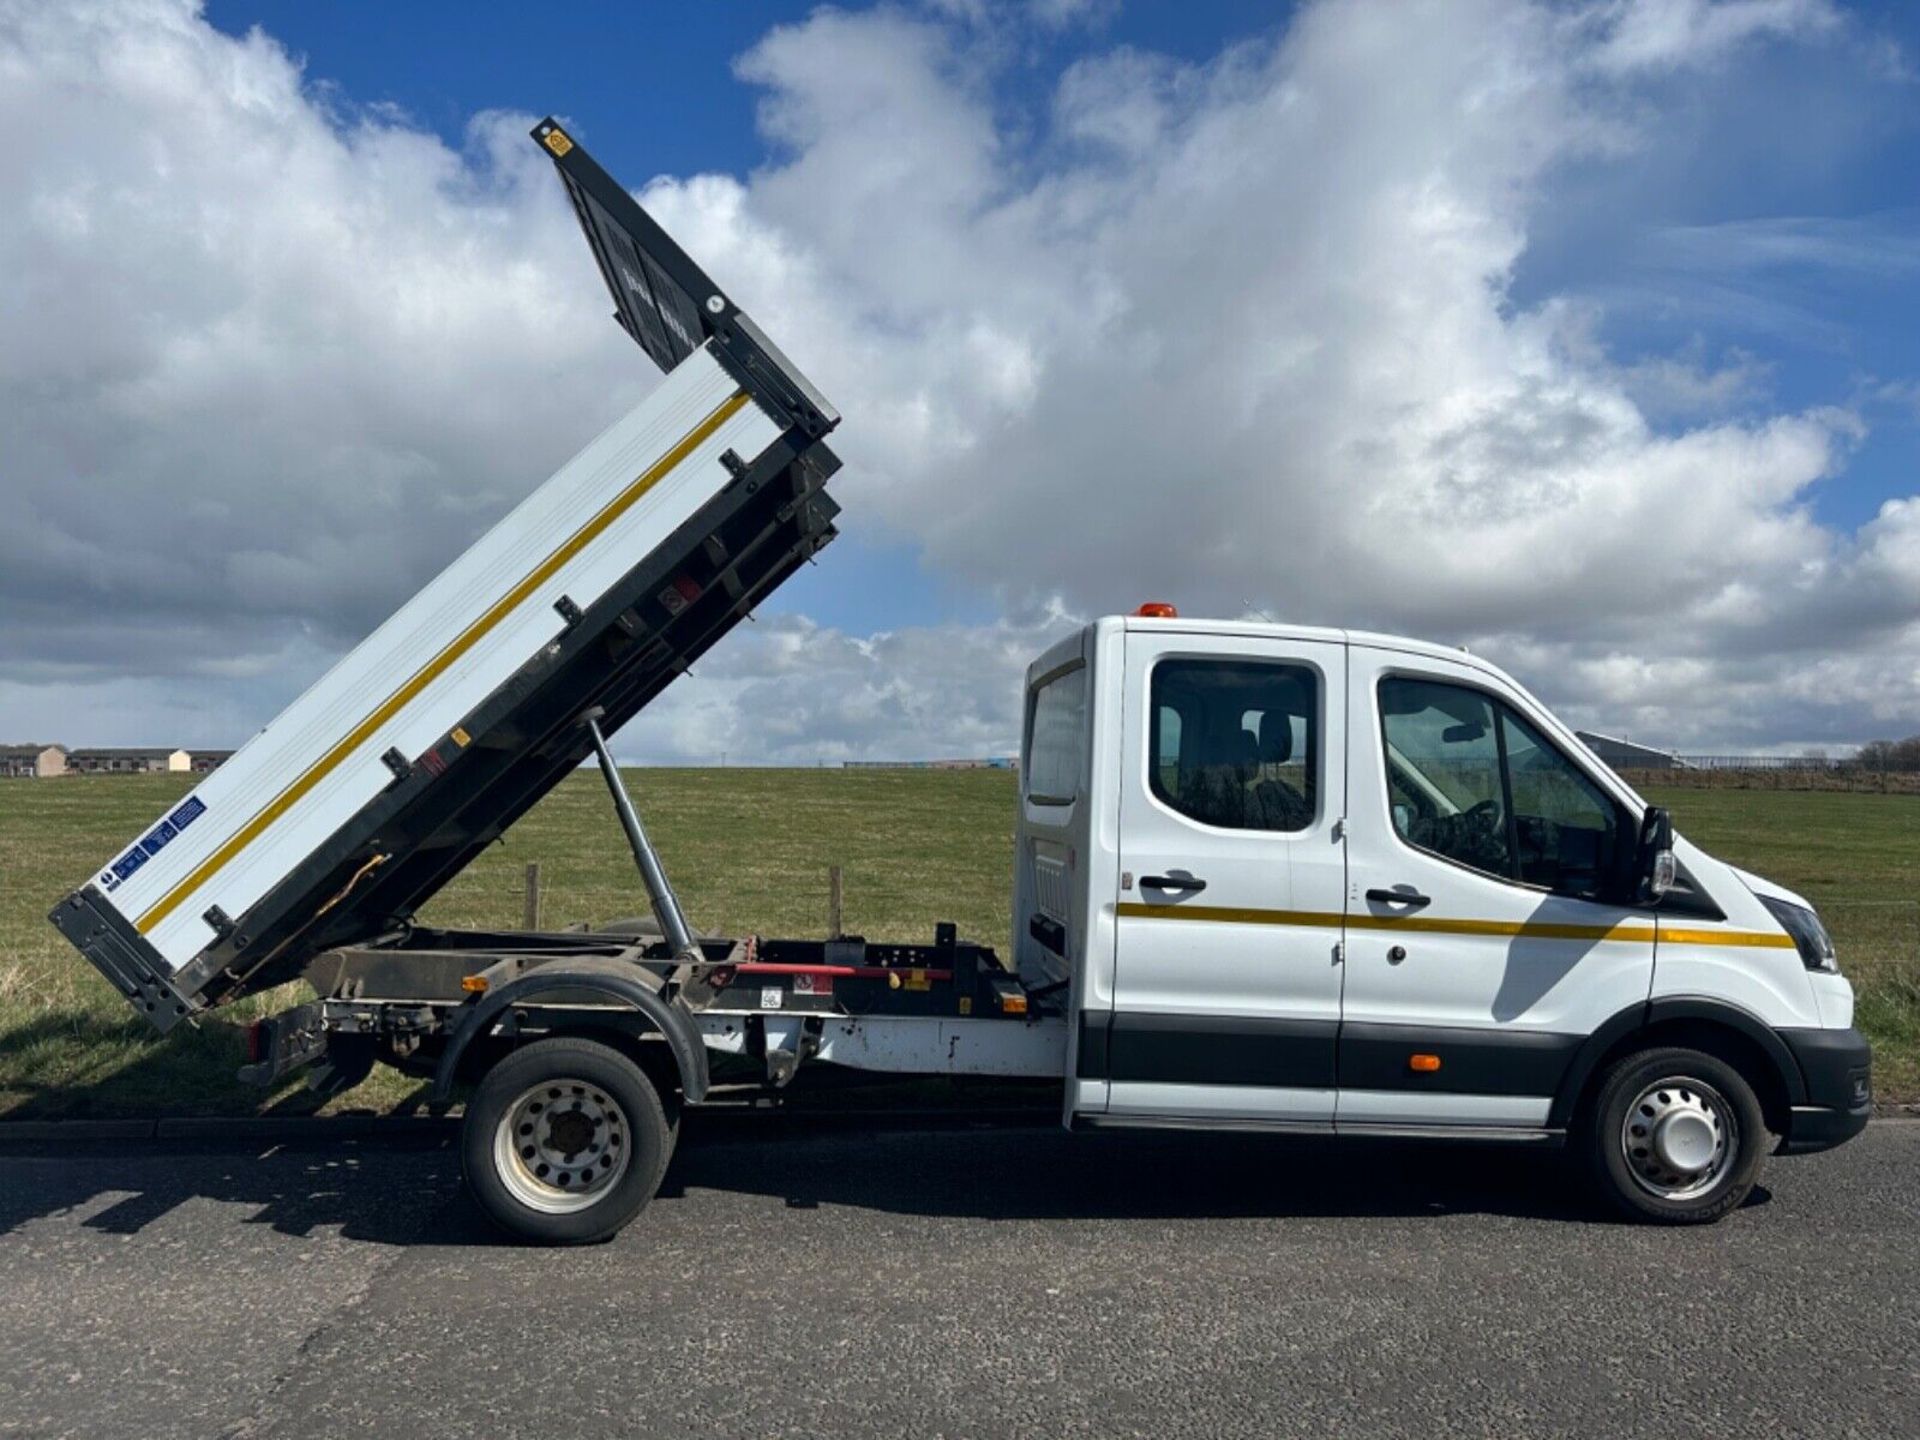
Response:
[554, 594, 584, 627]
[381, 747, 412, 782]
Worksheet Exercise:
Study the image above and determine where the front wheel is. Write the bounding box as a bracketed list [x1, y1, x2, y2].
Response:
[1581, 1045, 1767, 1224]
[462, 1036, 673, 1244]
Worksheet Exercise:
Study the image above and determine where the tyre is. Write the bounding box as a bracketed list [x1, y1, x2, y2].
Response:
[1581, 1045, 1767, 1224]
[462, 1036, 673, 1244]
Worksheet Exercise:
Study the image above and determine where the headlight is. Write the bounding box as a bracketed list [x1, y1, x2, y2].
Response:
[1759, 896, 1838, 973]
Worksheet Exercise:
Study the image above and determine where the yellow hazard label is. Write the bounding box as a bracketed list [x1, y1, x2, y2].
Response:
[542, 128, 573, 157]
[905, 968, 930, 992]
[958, 996, 972, 1016]
[450, 727, 471, 747]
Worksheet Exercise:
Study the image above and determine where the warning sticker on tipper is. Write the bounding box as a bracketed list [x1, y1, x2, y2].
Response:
[760, 987, 784, 1009]
[103, 846, 149, 892]
[101, 797, 208, 894]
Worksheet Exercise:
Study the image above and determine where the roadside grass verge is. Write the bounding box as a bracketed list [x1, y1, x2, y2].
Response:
[0, 770, 1912, 1115]
[0, 769, 1012, 1117]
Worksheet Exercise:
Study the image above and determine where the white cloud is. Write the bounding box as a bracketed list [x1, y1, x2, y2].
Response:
[1584, 0, 1841, 76]
[616, 608, 1077, 766]
[0, 0, 1915, 763]
[0, 0, 641, 676]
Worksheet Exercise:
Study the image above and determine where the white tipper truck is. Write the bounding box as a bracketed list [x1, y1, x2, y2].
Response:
[55, 119, 1871, 1243]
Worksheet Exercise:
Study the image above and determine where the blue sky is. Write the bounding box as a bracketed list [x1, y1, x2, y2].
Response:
[4, 0, 1919, 759]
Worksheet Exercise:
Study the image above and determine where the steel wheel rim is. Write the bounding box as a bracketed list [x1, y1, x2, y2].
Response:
[493, 1077, 631, 1215]
[1620, 1075, 1736, 1202]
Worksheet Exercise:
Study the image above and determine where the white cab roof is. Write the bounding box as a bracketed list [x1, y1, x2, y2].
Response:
[1116, 614, 1507, 676]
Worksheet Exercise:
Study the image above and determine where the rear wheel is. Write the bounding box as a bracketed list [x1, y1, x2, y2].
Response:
[1581, 1045, 1767, 1224]
[463, 1036, 672, 1244]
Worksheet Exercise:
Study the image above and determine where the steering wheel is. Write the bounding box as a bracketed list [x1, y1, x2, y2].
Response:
[1462, 798, 1503, 832]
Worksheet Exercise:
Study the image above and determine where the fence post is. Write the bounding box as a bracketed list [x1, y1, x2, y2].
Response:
[523, 861, 542, 932]
[828, 865, 844, 940]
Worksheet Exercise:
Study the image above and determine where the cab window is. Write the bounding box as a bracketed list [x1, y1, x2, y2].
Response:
[1024, 666, 1086, 805]
[1150, 659, 1316, 832]
[1380, 677, 1625, 899]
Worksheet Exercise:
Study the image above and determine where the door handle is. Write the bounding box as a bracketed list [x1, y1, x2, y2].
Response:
[1140, 873, 1207, 895]
[1366, 887, 1431, 910]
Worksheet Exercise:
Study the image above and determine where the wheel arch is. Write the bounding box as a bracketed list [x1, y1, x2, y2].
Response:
[429, 962, 709, 1104]
[1549, 996, 1803, 1135]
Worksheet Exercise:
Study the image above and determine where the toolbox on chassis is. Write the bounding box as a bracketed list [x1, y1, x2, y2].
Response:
[55, 120, 1871, 1245]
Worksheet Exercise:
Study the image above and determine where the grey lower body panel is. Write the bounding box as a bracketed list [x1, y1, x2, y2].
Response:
[1078, 1112, 1562, 1143]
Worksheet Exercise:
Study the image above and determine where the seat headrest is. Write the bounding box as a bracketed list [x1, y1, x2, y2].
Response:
[1232, 730, 1259, 769]
[1258, 709, 1294, 764]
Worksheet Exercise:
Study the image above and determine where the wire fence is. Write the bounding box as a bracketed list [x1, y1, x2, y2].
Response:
[1822, 899, 1920, 959]
[1677, 754, 1849, 771]
[416, 861, 856, 942]
[1823, 902, 1920, 1046]
[420, 863, 1919, 966]
[420, 865, 669, 935]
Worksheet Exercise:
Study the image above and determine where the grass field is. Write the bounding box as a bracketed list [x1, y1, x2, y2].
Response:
[1, 770, 1914, 1116]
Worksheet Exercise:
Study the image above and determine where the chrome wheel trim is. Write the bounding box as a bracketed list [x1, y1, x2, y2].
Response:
[492, 1077, 631, 1216]
[1620, 1075, 1736, 1202]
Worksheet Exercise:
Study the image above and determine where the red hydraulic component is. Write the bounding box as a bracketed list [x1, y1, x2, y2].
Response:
[729, 962, 954, 981]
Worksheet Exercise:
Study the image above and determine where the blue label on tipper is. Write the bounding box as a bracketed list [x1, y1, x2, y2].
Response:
[110, 848, 149, 884]
[140, 819, 179, 858]
[168, 796, 206, 832]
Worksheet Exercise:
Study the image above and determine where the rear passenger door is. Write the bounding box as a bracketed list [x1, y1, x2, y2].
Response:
[1103, 628, 1347, 1124]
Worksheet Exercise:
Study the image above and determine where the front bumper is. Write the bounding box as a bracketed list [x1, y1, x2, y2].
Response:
[1776, 1026, 1873, 1155]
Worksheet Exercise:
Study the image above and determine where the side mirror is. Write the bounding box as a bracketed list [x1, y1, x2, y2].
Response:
[1636, 806, 1676, 902]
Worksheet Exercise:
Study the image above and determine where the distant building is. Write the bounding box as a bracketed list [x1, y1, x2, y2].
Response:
[0, 744, 68, 778]
[189, 750, 235, 774]
[66, 747, 193, 775]
[1575, 731, 1687, 771]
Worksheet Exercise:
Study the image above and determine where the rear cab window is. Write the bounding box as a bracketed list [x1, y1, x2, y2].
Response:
[1024, 665, 1087, 805]
[1149, 659, 1317, 832]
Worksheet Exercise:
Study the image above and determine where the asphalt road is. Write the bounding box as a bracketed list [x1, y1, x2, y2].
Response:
[1, 1117, 1915, 1440]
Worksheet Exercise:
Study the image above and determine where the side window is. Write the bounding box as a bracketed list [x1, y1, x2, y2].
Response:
[1025, 666, 1086, 805]
[1500, 708, 1621, 897]
[1149, 659, 1316, 833]
[1154, 702, 1183, 797]
[1378, 680, 1511, 877]
[1379, 677, 1625, 899]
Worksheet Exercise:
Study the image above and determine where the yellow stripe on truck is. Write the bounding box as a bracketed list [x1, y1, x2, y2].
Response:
[1115, 902, 1791, 949]
[1658, 927, 1797, 949]
[137, 390, 753, 936]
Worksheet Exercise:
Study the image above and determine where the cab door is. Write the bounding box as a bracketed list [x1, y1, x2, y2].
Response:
[1339, 646, 1654, 1130]
[1103, 627, 1347, 1124]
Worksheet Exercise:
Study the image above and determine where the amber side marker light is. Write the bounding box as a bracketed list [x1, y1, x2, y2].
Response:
[1409, 1053, 1442, 1073]
[462, 975, 490, 994]
[1134, 602, 1179, 618]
